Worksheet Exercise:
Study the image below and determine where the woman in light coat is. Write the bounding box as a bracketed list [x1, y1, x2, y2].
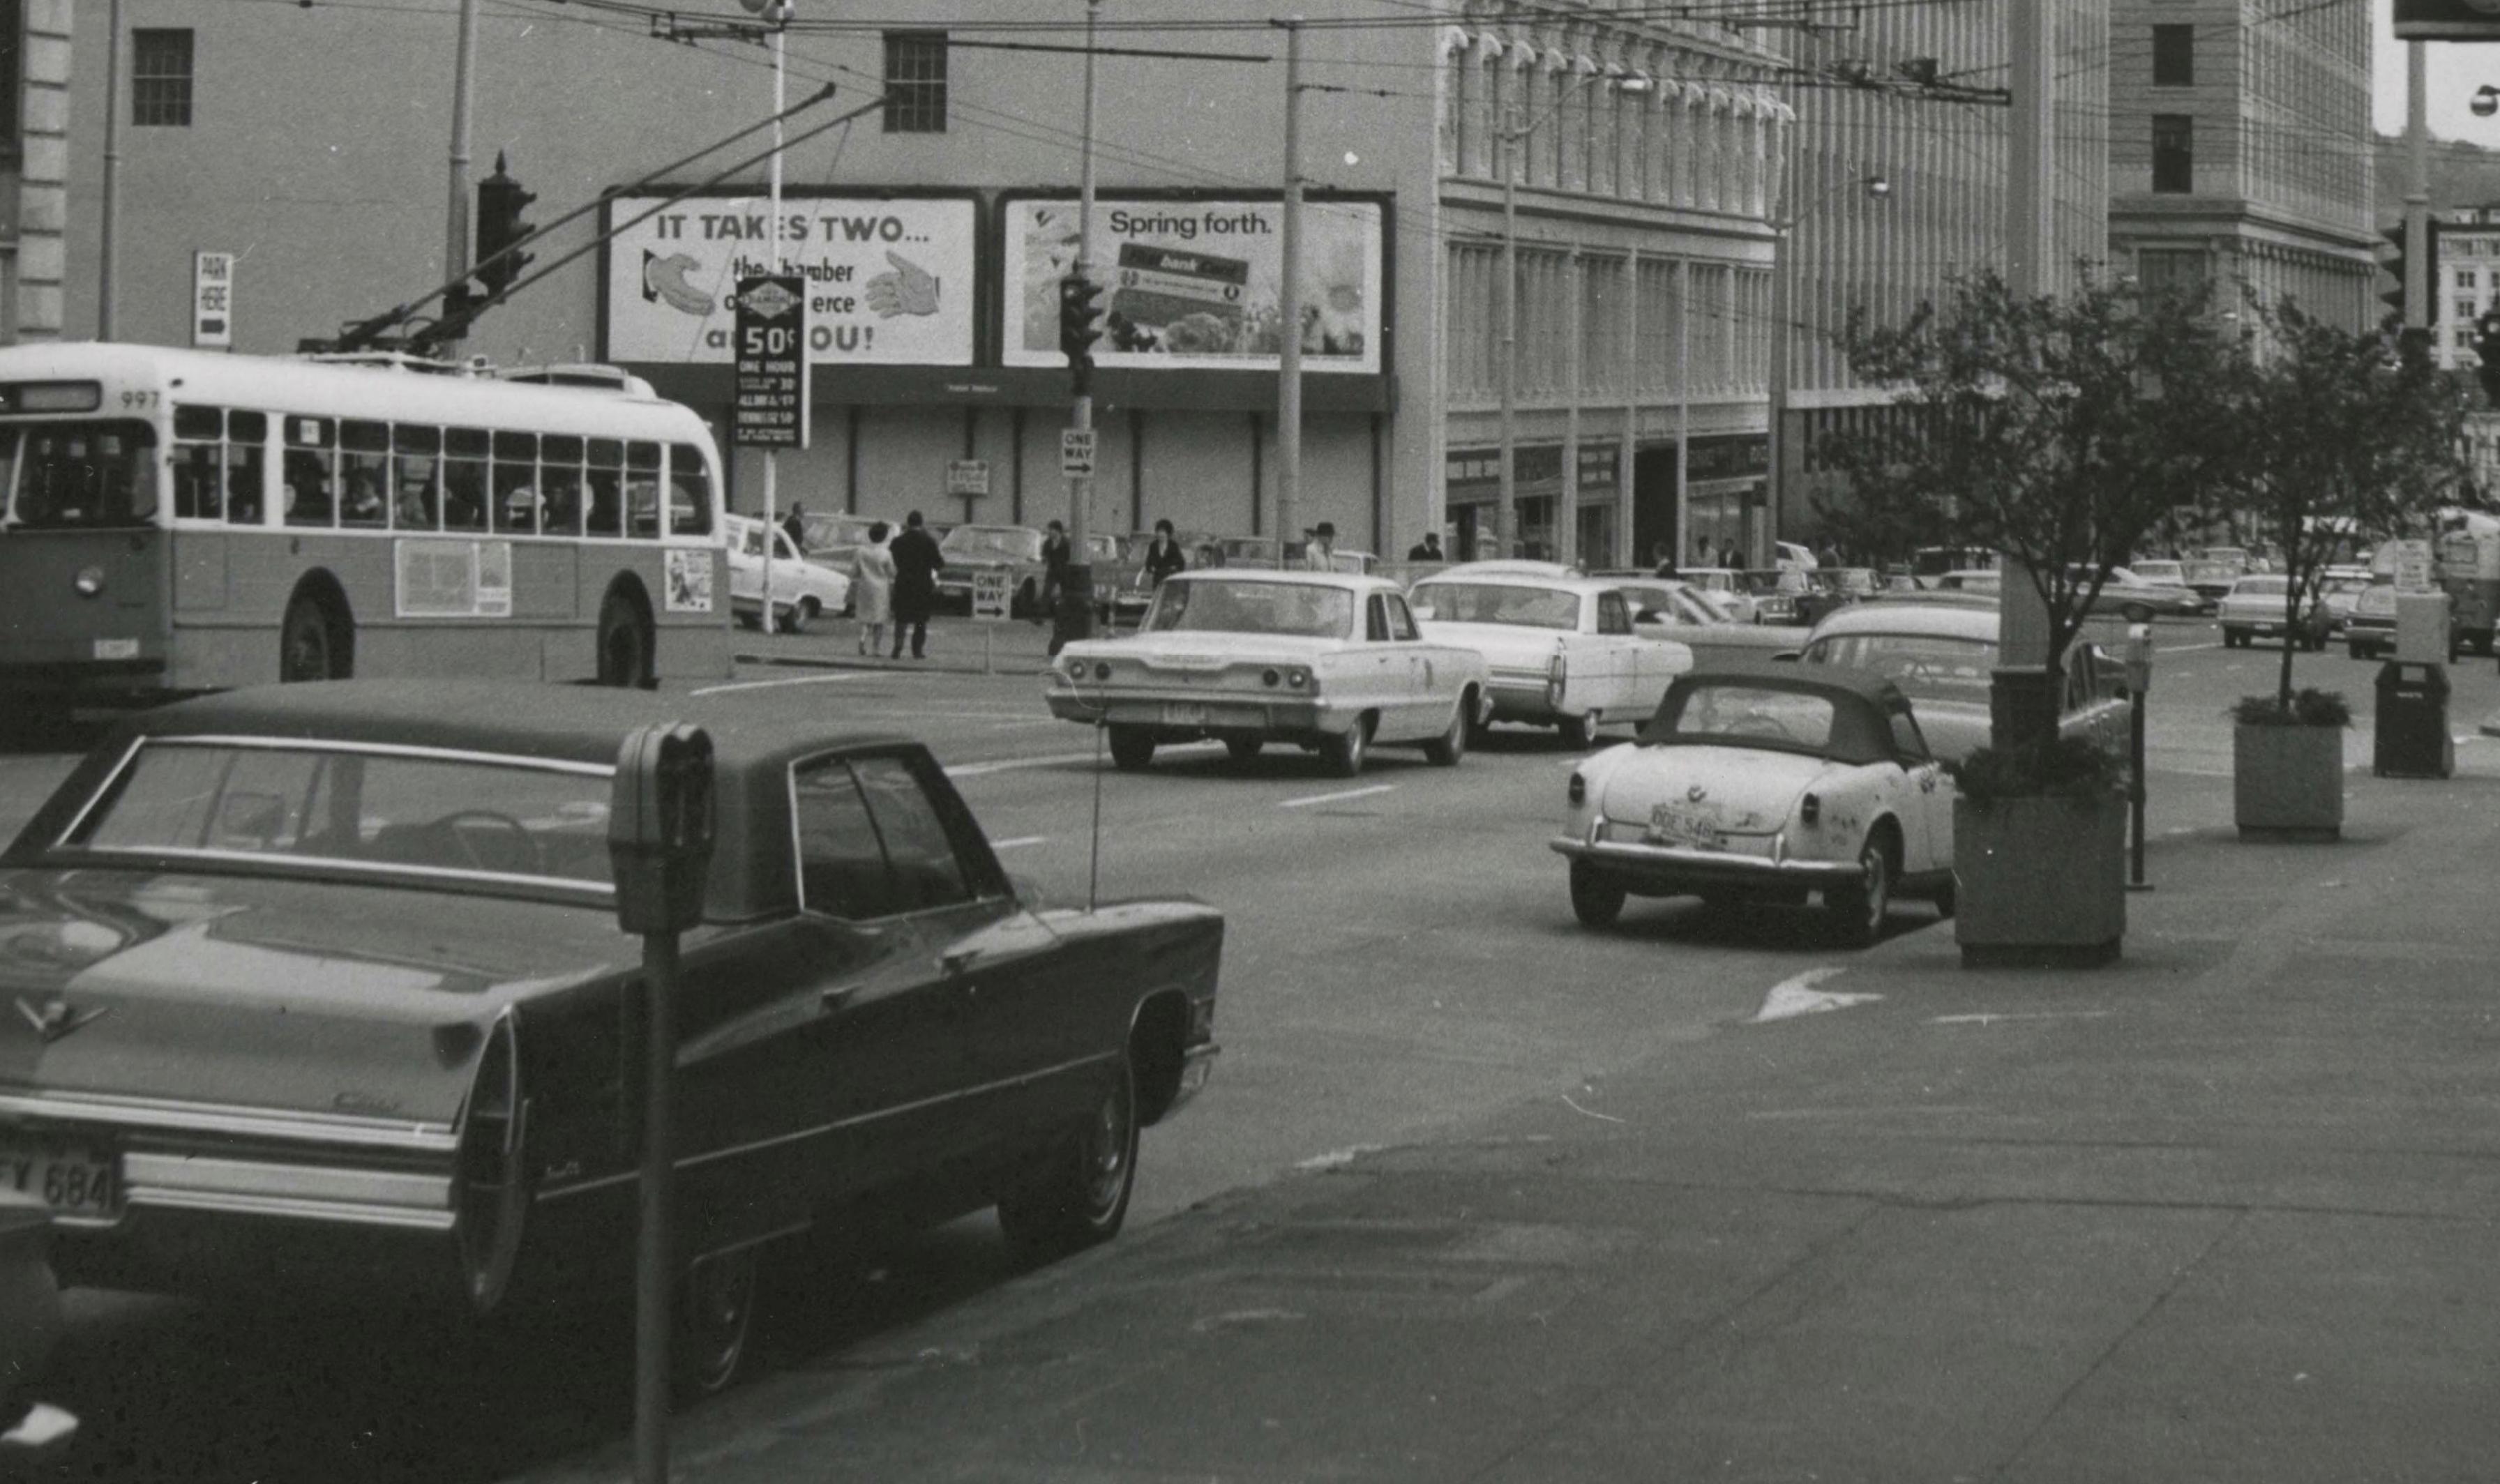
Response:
[852, 521, 897, 656]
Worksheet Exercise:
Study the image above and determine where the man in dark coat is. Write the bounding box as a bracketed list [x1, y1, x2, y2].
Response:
[1143, 518, 1189, 585]
[887, 510, 943, 660]
[1039, 519, 1073, 620]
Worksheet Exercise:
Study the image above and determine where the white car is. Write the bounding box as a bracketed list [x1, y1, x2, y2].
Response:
[1044, 570, 1491, 775]
[1677, 568, 1763, 623]
[1551, 665, 1958, 946]
[726, 513, 852, 633]
[2218, 574, 2330, 651]
[1609, 579, 1803, 669]
[1797, 601, 2130, 764]
[1408, 573, 1696, 748]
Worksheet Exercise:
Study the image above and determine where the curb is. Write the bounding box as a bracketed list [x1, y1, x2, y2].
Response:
[733, 651, 1052, 679]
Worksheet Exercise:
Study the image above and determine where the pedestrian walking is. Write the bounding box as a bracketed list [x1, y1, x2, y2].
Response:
[1143, 519, 1189, 585]
[1039, 519, 1073, 621]
[850, 520, 896, 657]
[1723, 539, 1746, 574]
[887, 510, 943, 660]
[1652, 542, 1679, 580]
[1695, 536, 1714, 568]
[1303, 521, 1339, 571]
[782, 501, 808, 552]
[1406, 531, 1444, 562]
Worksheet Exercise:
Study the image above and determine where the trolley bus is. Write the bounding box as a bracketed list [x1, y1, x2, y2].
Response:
[0, 342, 730, 715]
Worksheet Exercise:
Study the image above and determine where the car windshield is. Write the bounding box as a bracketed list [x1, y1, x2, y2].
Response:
[799, 513, 874, 552]
[1655, 683, 1839, 750]
[1411, 582, 1581, 630]
[2133, 561, 2184, 582]
[2233, 577, 2288, 597]
[1144, 578, 1353, 639]
[941, 526, 1044, 563]
[1, 422, 162, 530]
[59, 740, 615, 889]
[1802, 632, 1996, 704]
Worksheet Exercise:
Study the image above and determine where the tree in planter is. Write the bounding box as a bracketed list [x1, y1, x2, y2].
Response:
[1815, 268, 2240, 746]
[2213, 303, 2469, 716]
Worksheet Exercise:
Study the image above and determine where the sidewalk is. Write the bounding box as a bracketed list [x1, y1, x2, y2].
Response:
[522, 762, 2500, 1484]
[737, 613, 1063, 677]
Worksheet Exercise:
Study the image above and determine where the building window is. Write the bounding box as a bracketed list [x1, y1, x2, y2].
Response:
[132, 29, 194, 127]
[2460, 269, 2479, 289]
[2459, 298, 2478, 322]
[2151, 25, 2194, 86]
[882, 31, 947, 133]
[2137, 248, 2206, 303]
[2151, 114, 2193, 194]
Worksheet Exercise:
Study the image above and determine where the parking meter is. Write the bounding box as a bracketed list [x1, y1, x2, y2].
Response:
[2123, 624, 2151, 889]
[608, 723, 716, 935]
[2124, 623, 2153, 696]
[605, 721, 713, 1484]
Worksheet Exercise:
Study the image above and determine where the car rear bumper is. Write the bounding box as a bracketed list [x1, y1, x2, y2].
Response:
[1046, 686, 1355, 737]
[1550, 834, 1862, 891]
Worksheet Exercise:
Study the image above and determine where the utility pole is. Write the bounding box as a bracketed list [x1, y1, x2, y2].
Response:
[1276, 17, 1304, 555]
[2406, 43, 2432, 333]
[444, 0, 481, 349]
[1498, 112, 1521, 560]
[761, 16, 788, 632]
[99, 0, 125, 340]
[1069, 0, 1102, 563]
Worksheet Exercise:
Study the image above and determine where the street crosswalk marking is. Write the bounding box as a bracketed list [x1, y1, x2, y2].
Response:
[1279, 783, 1396, 810]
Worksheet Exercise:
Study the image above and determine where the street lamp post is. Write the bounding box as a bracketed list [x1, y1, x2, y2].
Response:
[1767, 164, 1888, 568]
[1496, 74, 1648, 563]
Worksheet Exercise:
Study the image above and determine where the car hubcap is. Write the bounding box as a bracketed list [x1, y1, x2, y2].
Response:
[1082, 1084, 1131, 1218]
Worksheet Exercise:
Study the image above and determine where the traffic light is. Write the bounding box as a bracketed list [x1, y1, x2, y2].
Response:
[474, 151, 537, 301]
[2473, 308, 2500, 408]
[2380, 218, 2440, 328]
[1059, 274, 1104, 389]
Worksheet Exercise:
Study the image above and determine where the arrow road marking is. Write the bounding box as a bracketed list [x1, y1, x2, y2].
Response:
[1751, 967, 1882, 1023]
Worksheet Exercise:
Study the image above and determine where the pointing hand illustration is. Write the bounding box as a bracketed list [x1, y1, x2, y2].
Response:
[866, 251, 940, 318]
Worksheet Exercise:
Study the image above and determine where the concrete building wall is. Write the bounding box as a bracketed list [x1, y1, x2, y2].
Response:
[14, 0, 71, 342]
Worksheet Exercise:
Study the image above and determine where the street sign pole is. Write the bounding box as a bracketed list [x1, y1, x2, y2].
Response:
[1063, 0, 1102, 651]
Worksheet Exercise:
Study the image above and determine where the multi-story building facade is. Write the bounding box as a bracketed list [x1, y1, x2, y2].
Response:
[4, 0, 73, 345]
[1773, 0, 2109, 553]
[2105, 0, 2377, 328]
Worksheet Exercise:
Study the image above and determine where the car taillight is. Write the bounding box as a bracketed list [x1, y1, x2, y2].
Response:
[1288, 669, 1310, 688]
[1546, 651, 1567, 702]
[1064, 656, 1087, 678]
[1800, 792, 1821, 825]
[1568, 772, 1586, 805]
[1094, 662, 1113, 681]
[1263, 668, 1281, 687]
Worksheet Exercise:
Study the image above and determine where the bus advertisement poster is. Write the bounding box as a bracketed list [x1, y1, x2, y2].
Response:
[396, 539, 515, 619]
[603, 195, 976, 368]
[732, 274, 808, 450]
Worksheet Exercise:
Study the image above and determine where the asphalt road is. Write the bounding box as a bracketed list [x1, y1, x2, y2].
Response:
[6, 612, 2498, 1483]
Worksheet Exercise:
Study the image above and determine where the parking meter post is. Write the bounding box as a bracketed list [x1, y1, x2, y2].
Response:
[608, 723, 716, 1484]
[2125, 623, 2153, 891]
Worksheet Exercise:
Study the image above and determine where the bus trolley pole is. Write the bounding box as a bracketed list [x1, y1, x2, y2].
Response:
[608, 725, 718, 1484]
[2125, 623, 2153, 891]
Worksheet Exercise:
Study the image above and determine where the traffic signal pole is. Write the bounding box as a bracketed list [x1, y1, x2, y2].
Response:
[442, 0, 481, 351]
[2407, 42, 2432, 334]
[1055, 0, 1103, 654]
[1275, 19, 1304, 557]
[762, 20, 787, 635]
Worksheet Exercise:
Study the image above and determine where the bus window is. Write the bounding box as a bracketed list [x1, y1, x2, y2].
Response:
[283, 416, 336, 528]
[540, 433, 585, 537]
[339, 420, 390, 529]
[492, 430, 540, 535]
[443, 427, 488, 531]
[7, 423, 160, 529]
[626, 442, 662, 538]
[392, 425, 439, 531]
[668, 444, 714, 537]
[173, 405, 224, 521]
[226, 411, 268, 526]
[585, 437, 624, 538]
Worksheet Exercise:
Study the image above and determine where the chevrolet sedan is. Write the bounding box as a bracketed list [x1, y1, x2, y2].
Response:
[0, 683, 1223, 1395]
[1046, 571, 1490, 775]
[1551, 665, 1957, 946]
[1408, 574, 1696, 748]
[1798, 601, 2129, 764]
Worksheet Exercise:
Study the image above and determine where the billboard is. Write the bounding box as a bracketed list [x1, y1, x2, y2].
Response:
[2393, 0, 2500, 40]
[1002, 197, 1383, 374]
[603, 195, 976, 366]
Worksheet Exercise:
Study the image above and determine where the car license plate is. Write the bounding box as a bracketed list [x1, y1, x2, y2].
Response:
[3, 1140, 121, 1220]
[93, 637, 140, 660]
[1162, 702, 1209, 727]
[1647, 802, 1722, 848]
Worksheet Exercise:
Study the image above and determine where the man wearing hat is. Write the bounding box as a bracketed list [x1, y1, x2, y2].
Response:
[1303, 521, 1339, 572]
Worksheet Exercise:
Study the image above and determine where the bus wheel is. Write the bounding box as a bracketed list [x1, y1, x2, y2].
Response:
[596, 591, 655, 689]
[280, 593, 349, 683]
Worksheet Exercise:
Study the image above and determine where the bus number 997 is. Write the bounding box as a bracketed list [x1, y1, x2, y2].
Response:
[120, 390, 160, 411]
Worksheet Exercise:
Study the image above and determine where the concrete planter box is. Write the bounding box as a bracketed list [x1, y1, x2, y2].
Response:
[2233, 722, 2344, 841]
[1953, 792, 2125, 969]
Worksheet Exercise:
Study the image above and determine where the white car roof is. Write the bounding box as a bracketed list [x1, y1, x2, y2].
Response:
[1809, 600, 1999, 642]
[1410, 573, 1630, 598]
[1169, 568, 1404, 596]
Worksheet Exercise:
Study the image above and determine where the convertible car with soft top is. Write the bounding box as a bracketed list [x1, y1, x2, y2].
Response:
[0, 682, 1223, 1393]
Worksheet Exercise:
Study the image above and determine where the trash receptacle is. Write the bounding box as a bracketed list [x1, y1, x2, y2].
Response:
[2374, 660, 2453, 779]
